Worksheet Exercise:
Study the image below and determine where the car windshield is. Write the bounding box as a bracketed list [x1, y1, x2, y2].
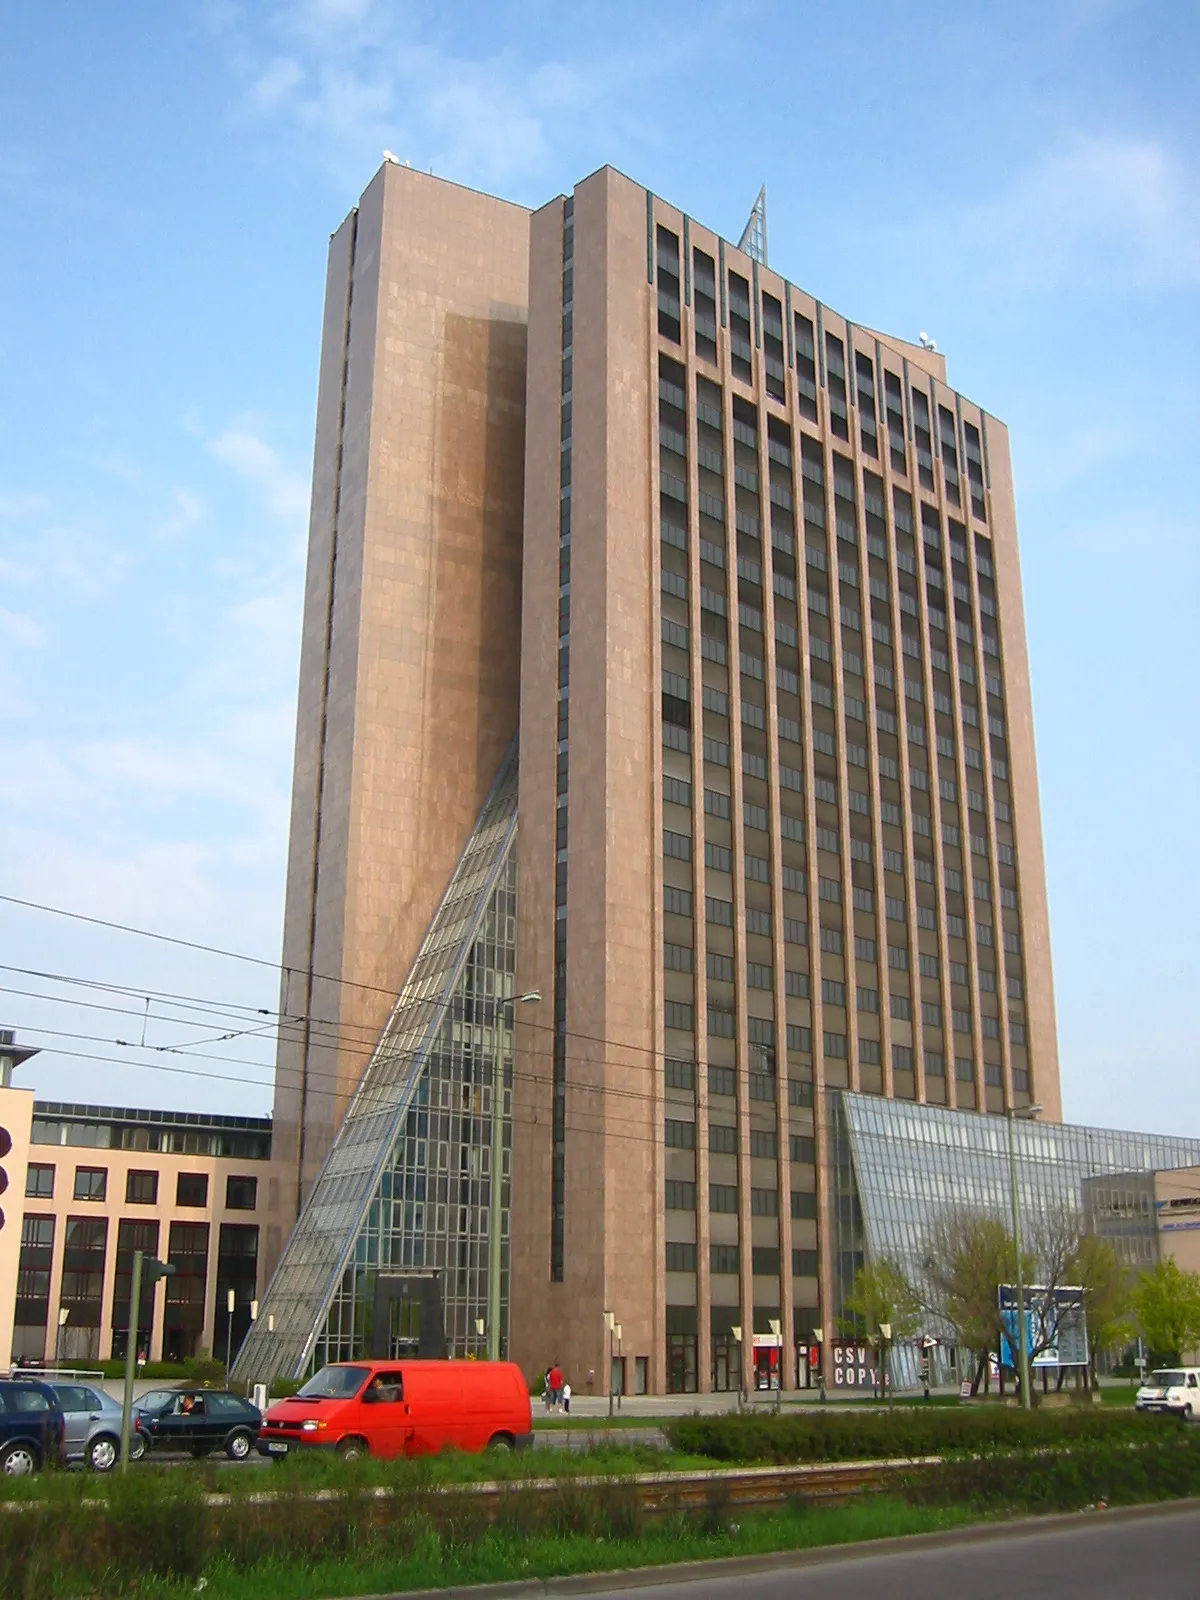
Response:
[1148, 1370, 1187, 1388]
[297, 1365, 370, 1399]
[136, 1389, 179, 1411]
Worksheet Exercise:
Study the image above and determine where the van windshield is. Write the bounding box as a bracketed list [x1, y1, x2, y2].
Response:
[297, 1365, 370, 1399]
[1148, 1370, 1187, 1388]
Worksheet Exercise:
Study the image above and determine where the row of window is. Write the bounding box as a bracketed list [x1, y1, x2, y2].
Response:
[654, 236, 990, 532]
[665, 1242, 821, 1276]
[25, 1164, 257, 1210]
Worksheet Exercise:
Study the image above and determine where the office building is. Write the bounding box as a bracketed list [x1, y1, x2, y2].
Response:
[0, 1068, 271, 1369]
[238, 161, 1066, 1394]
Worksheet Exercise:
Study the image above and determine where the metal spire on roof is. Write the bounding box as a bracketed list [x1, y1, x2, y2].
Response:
[738, 184, 767, 265]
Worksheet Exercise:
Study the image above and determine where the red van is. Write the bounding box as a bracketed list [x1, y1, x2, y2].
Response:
[257, 1360, 533, 1461]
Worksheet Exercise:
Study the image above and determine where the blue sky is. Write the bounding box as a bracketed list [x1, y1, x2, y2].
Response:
[1, 0, 1197, 1132]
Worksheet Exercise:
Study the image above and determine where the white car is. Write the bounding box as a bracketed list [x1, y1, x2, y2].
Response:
[1135, 1367, 1200, 1419]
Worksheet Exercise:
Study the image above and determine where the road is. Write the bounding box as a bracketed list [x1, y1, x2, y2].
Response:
[577, 1505, 1200, 1599]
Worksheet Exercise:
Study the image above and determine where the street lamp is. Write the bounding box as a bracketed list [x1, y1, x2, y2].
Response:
[731, 1324, 746, 1409]
[605, 1310, 617, 1418]
[1006, 1102, 1043, 1412]
[768, 1319, 782, 1411]
[226, 1289, 236, 1381]
[56, 1306, 70, 1366]
[879, 1321, 893, 1411]
[488, 988, 540, 1363]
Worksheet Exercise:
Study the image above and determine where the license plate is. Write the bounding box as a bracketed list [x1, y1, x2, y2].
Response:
[267, 1441, 288, 1454]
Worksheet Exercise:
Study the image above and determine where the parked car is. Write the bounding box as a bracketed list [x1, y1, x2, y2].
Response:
[134, 1388, 261, 1460]
[0, 1378, 66, 1475]
[46, 1381, 142, 1471]
[1136, 1367, 1200, 1419]
[258, 1360, 533, 1461]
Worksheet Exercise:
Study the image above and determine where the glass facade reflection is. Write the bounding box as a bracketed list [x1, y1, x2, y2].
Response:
[832, 1092, 1200, 1378]
[234, 745, 517, 1383]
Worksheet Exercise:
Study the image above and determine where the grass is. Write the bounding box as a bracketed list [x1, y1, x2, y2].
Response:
[90, 1496, 979, 1600]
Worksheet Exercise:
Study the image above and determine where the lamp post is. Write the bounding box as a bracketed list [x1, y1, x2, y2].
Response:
[615, 1325, 623, 1411]
[1006, 1102, 1043, 1412]
[731, 1324, 746, 1409]
[769, 1318, 782, 1410]
[490, 989, 540, 1362]
[879, 1321, 893, 1411]
[605, 1310, 616, 1418]
[812, 1325, 826, 1403]
[56, 1306, 70, 1366]
[225, 1288, 236, 1382]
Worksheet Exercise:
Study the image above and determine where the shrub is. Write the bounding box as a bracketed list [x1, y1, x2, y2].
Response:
[661, 1406, 1164, 1465]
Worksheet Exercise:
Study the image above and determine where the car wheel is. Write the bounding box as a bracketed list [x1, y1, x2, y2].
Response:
[128, 1434, 146, 1462]
[336, 1438, 368, 1461]
[1, 1443, 40, 1476]
[87, 1435, 120, 1473]
[226, 1429, 253, 1462]
[487, 1433, 514, 1453]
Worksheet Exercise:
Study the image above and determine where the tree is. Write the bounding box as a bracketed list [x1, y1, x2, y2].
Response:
[1135, 1257, 1200, 1363]
[1074, 1234, 1134, 1376]
[921, 1212, 1027, 1391]
[841, 1257, 923, 1341]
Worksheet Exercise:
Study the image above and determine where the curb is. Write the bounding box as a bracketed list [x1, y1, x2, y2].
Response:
[339, 1495, 1200, 1600]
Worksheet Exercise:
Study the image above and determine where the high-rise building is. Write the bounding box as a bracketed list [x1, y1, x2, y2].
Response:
[241, 161, 1061, 1394]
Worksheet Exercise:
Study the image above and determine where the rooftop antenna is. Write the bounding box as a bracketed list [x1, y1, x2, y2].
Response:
[738, 184, 767, 266]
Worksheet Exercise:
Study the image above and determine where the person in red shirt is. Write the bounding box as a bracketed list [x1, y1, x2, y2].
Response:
[547, 1363, 564, 1410]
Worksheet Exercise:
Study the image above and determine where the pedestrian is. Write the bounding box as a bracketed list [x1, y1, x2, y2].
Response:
[562, 1381, 571, 1415]
[547, 1361, 564, 1411]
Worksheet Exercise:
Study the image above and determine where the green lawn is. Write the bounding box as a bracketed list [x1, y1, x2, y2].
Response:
[124, 1497, 979, 1600]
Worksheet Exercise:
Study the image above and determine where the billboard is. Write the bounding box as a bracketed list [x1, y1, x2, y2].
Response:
[998, 1285, 1089, 1369]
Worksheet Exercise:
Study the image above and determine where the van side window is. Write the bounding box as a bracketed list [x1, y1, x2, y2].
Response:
[368, 1371, 404, 1403]
[1189, 1374, 1198, 1388]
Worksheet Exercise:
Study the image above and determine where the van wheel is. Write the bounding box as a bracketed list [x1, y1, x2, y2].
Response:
[487, 1434, 514, 1453]
[337, 1438, 368, 1461]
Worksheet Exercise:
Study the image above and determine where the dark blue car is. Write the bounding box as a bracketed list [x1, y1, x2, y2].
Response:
[0, 1378, 66, 1475]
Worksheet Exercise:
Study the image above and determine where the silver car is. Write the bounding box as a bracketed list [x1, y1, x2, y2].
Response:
[48, 1381, 143, 1471]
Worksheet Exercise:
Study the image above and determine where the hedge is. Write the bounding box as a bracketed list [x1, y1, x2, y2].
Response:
[907, 1431, 1200, 1512]
[662, 1406, 1167, 1463]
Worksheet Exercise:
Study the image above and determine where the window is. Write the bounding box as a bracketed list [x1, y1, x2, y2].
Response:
[664, 885, 693, 917]
[890, 994, 911, 1020]
[665, 1180, 696, 1211]
[706, 896, 733, 926]
[857, 986, 878, 1013]
[791, 1190, 817, 1219]
[711, 1243, 740, 1274]
[665, 1118, 697, 1151]
[819, 927, 842, 954]
[925, 1051, 945, 1076]
[665, 1000, 695, 1031]
[887, 944, 908, 970]
[892, 1044, 913, 1072]
[710, 1183, 739, 1214]
[25, 1164, 54, 1199]
[709, 1122, 737, 1154]
[750, 1187, 779, 1216]
[666, 1241, 697, 1272]
[790, 1134, 815, 1166]
[821, 978, 845, 1007]
[664, 775, 691, 808]
[709, 1065, 736, 1097]
[665, 1057, 695, 1090]
[750, 1129, 777, 1159]
[956, 1057, 976, 1082]
[176, 1172, 209, 1208]
[126, 1170, 158, 1205]
[859, 1038, 881, 1064]
[922, 1002, 941, 1027]
[225, 1175, 258, 1211]
[854, 936, 876, 962]
[73, 1167, 107, 1202]
[793, 1248, 819, 1277]
[707, 952, 734, 983]
[664, 942, 694, 972]
[753, 1246, 781, 1276]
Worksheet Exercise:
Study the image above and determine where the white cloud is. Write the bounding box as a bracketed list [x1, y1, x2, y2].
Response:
[948, 133, 1200, 297]
[0, 608, 45, 649]
[208, 423, 310, 520]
